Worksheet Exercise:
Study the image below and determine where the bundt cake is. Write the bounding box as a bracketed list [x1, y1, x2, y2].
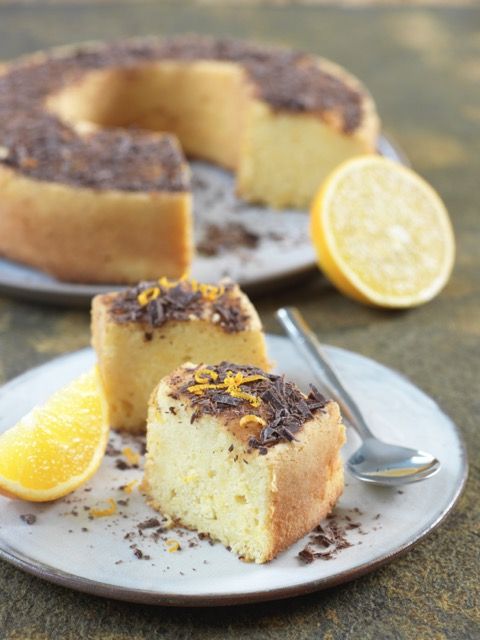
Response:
[0, 36, 379, 283]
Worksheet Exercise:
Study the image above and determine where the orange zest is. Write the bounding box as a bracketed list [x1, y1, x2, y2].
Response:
[198, 283, 225, 301]
[89, 498, 117, 518]
[121, 480, 138, 495]
[194, 368, 219, 384]
[137, 286, 160, 307]
[156, 276, 225, 302]
[187, 370, 265, 407]
[240, 414, 266, 428]
[122, 446, 140, 466]
[166, 539, 181, 553]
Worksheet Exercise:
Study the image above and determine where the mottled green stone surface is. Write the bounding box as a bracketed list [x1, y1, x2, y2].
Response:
[0, 3, 479, 638]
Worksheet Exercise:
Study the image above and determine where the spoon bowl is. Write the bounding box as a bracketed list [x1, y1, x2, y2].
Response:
[347, 437, 441, 486]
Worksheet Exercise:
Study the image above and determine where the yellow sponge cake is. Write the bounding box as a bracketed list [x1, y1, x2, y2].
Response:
[91, 278, 270, 433]
[144, 361, 345, 563]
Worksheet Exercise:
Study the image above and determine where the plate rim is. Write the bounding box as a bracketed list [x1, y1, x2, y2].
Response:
[0, 343, 468, 607]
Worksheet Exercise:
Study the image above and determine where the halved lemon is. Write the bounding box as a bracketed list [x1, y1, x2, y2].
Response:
[310, 156, 455, 308]
[0, 368, 108, 502]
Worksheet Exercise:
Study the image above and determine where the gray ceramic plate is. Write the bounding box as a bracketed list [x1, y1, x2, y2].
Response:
[0, 134, 407, 307]
[0, 334, 467, 606]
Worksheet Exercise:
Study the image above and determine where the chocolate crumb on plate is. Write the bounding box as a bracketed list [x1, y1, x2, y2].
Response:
[197, 223, 260, 257]
[115, 459, 132, 471]
[132, 547, 143, 559]
[138, 517, 162, 530]
[298, 513, 354, 563]
[20, 514, 36, 525]
[105, 442, 121, 457]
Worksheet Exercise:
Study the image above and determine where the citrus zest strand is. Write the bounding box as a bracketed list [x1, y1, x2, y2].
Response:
[199, 283, 225, 301]
[122, 480, 137, 495]
[240, 415, 266, 428]
[194, 368, 219, 384]
[137, 287, 160, 307]
[187, 371, 266, 407]
[90, 498, 117, 518]
[166, 539, 181, 553]
[122, 447, 140, 466]
[187, 383, 222, 395]
[229, 390, 262, 407]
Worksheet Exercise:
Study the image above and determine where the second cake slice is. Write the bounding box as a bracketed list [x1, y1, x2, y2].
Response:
[92, 277, 270, 432]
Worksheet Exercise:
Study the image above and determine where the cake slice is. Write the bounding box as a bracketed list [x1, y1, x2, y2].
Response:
[91, 277, 270, 433]
[143, 362, 345, 563]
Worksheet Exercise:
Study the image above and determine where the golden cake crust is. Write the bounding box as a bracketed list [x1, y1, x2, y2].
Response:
[266, 402, 345, 560]
[0, 163, 191, 283]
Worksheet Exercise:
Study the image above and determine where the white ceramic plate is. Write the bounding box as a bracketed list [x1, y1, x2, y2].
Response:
[0, 135, 407, 307]
[0, 335, 466, 606]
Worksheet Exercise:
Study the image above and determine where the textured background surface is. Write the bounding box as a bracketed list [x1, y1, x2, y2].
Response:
[0, 3, 479, 639]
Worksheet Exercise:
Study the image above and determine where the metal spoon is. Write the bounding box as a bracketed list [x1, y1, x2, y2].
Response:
[276, 307, 441, 486]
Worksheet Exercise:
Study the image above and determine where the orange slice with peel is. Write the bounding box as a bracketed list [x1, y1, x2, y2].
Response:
[310, 156, 455, 308]
[0, 368, 108, 502]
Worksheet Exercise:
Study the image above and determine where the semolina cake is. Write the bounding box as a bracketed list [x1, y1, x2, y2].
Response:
[91, 277, 270, 433]
[0, 35, 379, 282]
[143, 361, 345, 563]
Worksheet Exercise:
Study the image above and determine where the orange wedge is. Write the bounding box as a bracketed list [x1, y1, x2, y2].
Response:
[0, 368, 108, 502]
[310, 156, 455, 308]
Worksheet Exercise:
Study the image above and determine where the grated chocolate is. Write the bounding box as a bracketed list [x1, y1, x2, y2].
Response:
[0, 36, 364, 191]
[109, 279, 249, 333]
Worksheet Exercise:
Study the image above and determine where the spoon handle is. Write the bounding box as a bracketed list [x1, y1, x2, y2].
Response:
[276, 307, 374, 441]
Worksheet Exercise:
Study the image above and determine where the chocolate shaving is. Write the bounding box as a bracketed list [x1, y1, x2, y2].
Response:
[20, 514, 36, 525]
[197, 223, 260, 257]
[0, 36, 363, 192]
[298, 517, 353, 563]
[138, 517, 162, 530]
[109, 279, 249, 334]
[115, 459, 132, 471]
[105, 442, 121, 457]
[211, 300, 250, 334]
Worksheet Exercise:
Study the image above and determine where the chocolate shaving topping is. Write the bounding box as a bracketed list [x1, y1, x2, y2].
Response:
[109, 279, 249, 333]
[181, 362, 329, 452]
[0, 36, 364, 191]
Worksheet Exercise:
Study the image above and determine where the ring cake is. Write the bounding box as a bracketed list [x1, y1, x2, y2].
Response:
[91, 277, 270, 433]
[143, 362, 345, 563]
[0, 36, 379, 283]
